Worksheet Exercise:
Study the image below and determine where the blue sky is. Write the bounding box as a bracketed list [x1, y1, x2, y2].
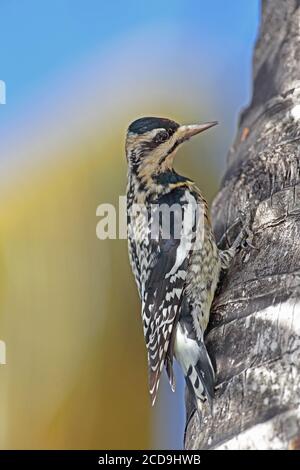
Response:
[1, 0, 259, 108]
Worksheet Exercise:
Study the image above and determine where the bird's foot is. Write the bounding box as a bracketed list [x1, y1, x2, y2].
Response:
[238, 209, 256, 250]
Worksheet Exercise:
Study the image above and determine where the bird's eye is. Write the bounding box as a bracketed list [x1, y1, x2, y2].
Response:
[154, 130, 168, 144]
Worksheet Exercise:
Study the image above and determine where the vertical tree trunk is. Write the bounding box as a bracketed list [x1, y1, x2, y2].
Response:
[185, 0, 300, 450]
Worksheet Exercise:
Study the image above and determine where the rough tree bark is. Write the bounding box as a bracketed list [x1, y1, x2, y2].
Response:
[185, 0, 300, 450]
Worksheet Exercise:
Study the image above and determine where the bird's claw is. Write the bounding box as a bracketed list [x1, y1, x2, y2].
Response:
[238, 210, 257, 250]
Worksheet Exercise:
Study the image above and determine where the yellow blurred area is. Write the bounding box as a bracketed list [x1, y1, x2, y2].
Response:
[0, 132, 152, 449]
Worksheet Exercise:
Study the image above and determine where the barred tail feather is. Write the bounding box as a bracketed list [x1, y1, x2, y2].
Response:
[174, 323, 215, 409]
[165, 354, 176, 392]
[187, 344, 215, 410]
[149, 368, 160, 406]
[149, 355, 176, 405]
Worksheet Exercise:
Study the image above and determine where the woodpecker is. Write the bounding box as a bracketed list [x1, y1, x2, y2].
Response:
[126, 116, 246, 409]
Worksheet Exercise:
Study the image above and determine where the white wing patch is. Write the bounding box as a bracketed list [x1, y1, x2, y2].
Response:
[166, 191, 197, 278]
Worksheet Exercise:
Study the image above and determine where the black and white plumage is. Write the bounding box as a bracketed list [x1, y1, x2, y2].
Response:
[126, 117, 238, 408]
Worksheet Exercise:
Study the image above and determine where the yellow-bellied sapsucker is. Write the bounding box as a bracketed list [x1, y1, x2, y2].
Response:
[126, 117, 246, 408]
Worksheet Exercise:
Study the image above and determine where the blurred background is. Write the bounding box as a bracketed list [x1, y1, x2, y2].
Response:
[0, 0, 259, 449]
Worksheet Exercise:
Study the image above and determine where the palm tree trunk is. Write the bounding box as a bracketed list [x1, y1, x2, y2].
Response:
[185, 0, 300, 450]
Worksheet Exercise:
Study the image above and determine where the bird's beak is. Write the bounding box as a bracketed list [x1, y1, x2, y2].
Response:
[177, 121, 218, 141]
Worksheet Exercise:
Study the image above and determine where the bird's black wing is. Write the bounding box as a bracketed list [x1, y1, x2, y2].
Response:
[142, 187, 198, 404]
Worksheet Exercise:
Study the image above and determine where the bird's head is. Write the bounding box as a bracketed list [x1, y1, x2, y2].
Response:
[126, 116, 217, 187]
